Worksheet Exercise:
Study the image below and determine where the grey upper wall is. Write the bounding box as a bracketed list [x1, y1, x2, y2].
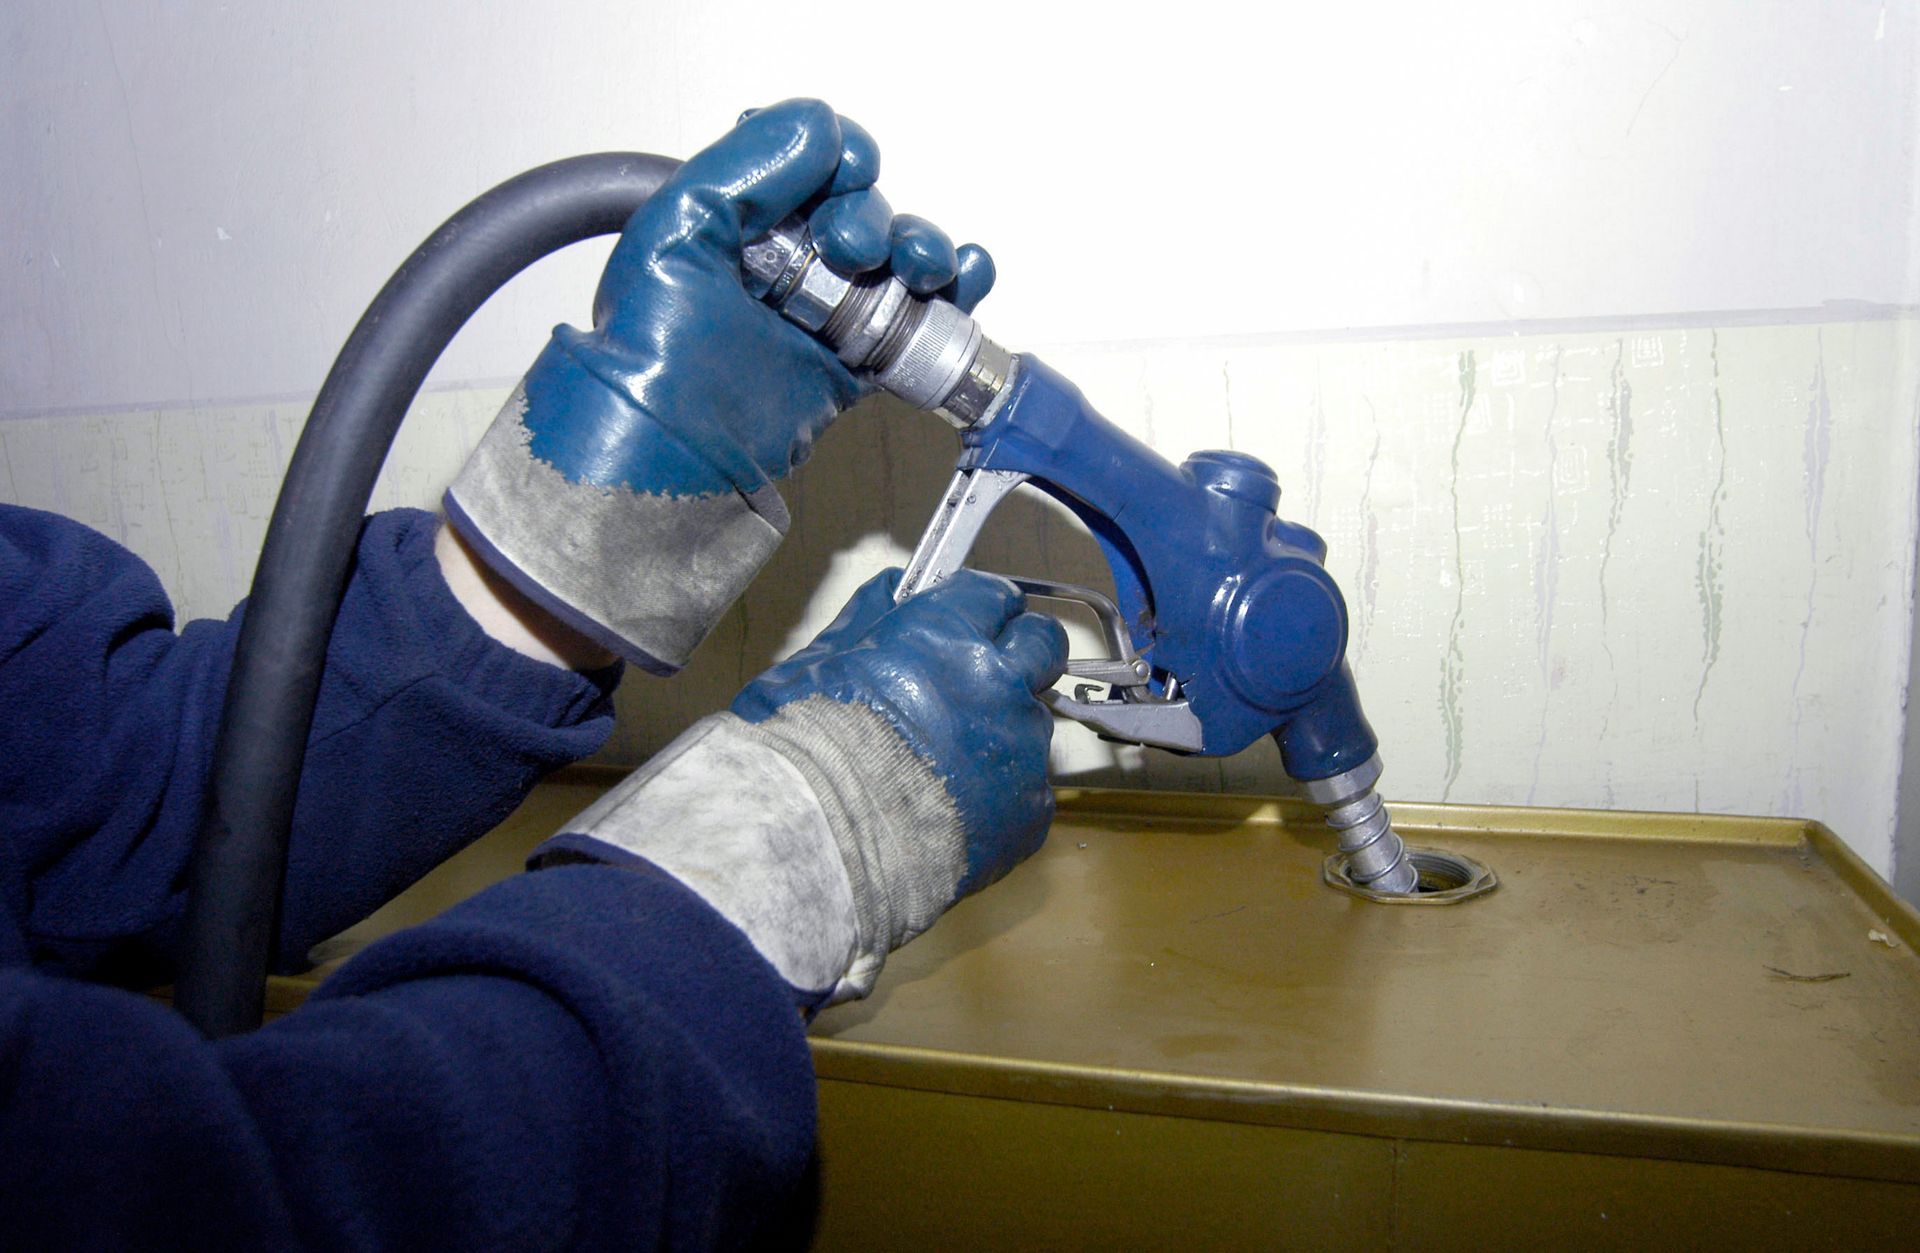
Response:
[2, 0, 1917, 414]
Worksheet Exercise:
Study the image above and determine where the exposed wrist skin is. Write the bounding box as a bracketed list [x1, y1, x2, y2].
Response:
[433, 520, 617, 673]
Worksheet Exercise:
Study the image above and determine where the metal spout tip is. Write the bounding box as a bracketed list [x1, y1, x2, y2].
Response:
[1323, 846, 1498, 905]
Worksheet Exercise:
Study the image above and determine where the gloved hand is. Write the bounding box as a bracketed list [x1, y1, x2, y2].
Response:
[445, 99, 995, 675]
[533, 569, 1067, 1005]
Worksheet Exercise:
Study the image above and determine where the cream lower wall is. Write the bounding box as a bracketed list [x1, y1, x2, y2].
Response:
[5, 316, 1915, 879]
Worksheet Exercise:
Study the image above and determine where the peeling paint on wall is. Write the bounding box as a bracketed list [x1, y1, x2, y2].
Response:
[1441, 350, 1477, 800]
[1692, 332, 1727, 724]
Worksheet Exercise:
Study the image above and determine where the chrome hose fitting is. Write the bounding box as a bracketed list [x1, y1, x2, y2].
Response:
[741, 219, 1014, 428]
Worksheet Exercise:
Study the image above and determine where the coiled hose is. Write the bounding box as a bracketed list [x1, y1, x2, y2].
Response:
[176, 153, 679, 1038]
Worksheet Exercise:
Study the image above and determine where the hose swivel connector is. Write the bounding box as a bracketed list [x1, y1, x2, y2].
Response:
[741, 219, 1013, 428]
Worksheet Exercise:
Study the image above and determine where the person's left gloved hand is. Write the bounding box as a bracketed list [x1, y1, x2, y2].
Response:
[532, 569, 1067, 1006]
[445, 99, 995, 676]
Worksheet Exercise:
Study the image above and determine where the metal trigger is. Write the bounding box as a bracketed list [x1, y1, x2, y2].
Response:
[1008, 577, 1205, 754]
[895, 468, 1029, 602]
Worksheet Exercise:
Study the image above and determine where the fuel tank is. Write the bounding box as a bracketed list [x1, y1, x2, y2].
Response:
[268, 775, 1920, 1250]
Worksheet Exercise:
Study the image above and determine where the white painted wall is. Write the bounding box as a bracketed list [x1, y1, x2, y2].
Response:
[6, 2, 1915, 411]
[5, 2, 1920, 887]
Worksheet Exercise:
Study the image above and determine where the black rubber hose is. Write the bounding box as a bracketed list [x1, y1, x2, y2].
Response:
[175, 153, 680, 1038]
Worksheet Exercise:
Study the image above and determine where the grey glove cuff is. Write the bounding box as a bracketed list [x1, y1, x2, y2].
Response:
[548, 714, 860, 996]
[550, 701, 965, 1004]
[445, 385, 786, 674]
[735, 698, 967, 1000]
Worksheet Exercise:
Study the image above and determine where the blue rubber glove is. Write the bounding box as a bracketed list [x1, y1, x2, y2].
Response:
[534, 570, 1066, 1004]
[445, 99, 995, 675]
[729, 569, 1065, 896]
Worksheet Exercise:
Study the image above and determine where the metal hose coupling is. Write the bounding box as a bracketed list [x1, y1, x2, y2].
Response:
[741, 219, 1014, 428]
[1302, 756, 1418, 895]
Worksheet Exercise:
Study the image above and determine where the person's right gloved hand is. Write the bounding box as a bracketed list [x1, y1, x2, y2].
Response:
[445, 99, 994, 676]
[532, 569, 1067, 1006]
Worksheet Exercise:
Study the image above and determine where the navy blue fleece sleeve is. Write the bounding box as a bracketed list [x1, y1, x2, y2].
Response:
[0, 864, 817, 1251]
[0, 503, 619, 981]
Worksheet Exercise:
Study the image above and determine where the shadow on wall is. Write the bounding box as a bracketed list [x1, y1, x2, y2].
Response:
[595, 390, 1298, 799]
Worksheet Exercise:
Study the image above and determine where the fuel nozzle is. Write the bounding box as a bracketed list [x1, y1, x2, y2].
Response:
[741, 219, 1015, 428]
[752, 221, 1439, 901]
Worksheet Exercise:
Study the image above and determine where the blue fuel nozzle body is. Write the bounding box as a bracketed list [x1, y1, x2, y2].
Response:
[747, 219, 1415, 888]
[958, 356, 1379, 777]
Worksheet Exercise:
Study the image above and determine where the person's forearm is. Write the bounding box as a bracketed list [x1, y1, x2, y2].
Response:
[5, 507, 617, 980]
[0, 866, 816, 1250]
[434, 519, 616, 672]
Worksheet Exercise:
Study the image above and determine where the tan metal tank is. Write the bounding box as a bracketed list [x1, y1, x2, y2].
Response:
[277, 772, 1920, 1249]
